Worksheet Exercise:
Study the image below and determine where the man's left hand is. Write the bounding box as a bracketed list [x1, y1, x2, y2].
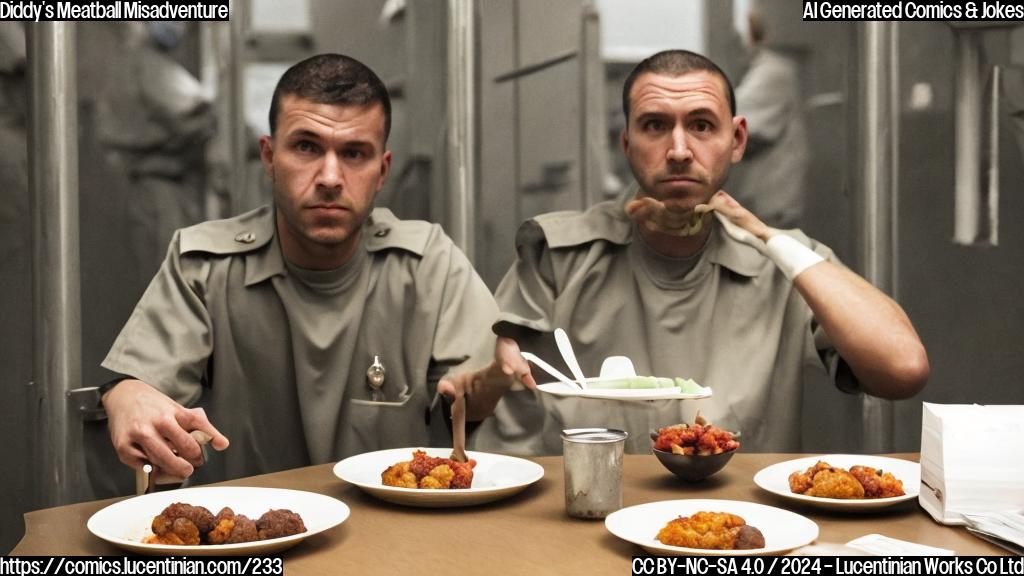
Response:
[625, 196, 708, 237]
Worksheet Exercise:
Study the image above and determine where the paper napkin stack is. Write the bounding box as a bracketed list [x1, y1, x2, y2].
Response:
[919, 403, 1024, 553]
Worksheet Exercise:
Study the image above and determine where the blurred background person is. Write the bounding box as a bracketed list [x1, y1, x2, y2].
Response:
[727, 4, 809, 229]
[96, 22, 215, 284]
[0, 22, 27, 272]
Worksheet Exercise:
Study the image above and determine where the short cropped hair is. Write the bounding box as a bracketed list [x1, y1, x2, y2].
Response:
[621, 50, 736, 123]
[268, 53, 392, 140]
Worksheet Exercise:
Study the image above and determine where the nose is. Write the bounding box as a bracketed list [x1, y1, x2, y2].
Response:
[666, 126, 693, 162]
[316, 151, 344, 191]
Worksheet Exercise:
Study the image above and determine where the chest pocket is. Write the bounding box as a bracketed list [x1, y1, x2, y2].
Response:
[340, 387, 446, 458]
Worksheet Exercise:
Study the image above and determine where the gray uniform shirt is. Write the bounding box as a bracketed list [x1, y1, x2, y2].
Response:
[103, 205, 498, 483]
[471, 190, 857, 455]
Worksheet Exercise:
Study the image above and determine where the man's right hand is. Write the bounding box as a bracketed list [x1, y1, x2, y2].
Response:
[102, 379, 230, 479]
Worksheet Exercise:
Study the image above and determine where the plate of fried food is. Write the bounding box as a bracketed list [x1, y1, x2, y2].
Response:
[86, 486, 350, 555]
[753, 454, 920, 510]
[605, 499, 818, 556]
[333, 447, 545, 507]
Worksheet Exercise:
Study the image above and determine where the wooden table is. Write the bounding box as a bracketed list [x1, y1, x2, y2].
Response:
[13, 454, 1003, 572]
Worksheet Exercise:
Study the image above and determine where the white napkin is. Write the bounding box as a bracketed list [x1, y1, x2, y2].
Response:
[919, 403, 1024, 525]
[846, 534, 954, 556]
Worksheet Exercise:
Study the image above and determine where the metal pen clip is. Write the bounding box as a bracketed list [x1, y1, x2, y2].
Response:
[367, 355, 386, 402]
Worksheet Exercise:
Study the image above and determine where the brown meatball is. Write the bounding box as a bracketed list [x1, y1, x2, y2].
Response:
[158, 503, 216, 535]
[226, 515, 259, 543]
[256, 509, 306, 540]
[148, 516, 201, 546]
[209, 514, 260, 544]
[215, 507, 236, 523]
[734, 525, 766, 550]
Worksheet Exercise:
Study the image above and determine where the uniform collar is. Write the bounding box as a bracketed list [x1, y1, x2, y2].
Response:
[243, 207, 285, 287]
[243, 205, 430, 286]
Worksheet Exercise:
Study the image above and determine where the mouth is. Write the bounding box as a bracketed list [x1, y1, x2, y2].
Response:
[660, 176, 701, 185]
[306, 204, 350, 213]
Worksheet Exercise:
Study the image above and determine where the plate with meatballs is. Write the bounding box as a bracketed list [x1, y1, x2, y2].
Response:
[333, 447, 544, 507]
[753, 454, 920, 510]
[86, 486, 350, 555]
[604, 499, 819, 556]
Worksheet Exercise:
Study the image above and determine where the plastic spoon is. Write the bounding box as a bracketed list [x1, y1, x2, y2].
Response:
[521, 352, 584, 390]
[554, 328, 588, 389]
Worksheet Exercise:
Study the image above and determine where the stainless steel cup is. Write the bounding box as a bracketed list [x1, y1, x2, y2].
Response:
[561, 428, 629, 519]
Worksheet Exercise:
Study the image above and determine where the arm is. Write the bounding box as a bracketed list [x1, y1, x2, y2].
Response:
[436, 224, 547, 421]
[439, 337, 537, 421]
[707, 190, 929, 399]
[100, 231, 229, 478]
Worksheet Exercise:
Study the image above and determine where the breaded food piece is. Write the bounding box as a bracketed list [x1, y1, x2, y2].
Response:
[805, 469, 865, 499]
[382, 461, 418, 488]
[656, 511, 764, 550]
[157, 502, 216, 535]
[420, 464, 454, 489]
[383, 451, 476, 490]
[789, 461, 840, 495]
[256, 509, 306, 540]
[147, 516, 201, 546]
[850, 466, 905, 498]
[449, 459, 476, 489]
[655, 424, 701, 451]
[788, 469, 814, 494]
[207, 507, 259, 544]
[654, 423, 739, 455]
[410, 450, 448, 478]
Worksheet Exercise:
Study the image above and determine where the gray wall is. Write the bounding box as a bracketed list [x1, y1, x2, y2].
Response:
[709, 4, 1024, 451]
[893, 22, 1024, 450]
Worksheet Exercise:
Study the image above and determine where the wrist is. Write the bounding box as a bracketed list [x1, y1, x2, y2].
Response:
[764, 234, 824, 280]
[99, 377, 131, 405]
[758, 227, 779, 243]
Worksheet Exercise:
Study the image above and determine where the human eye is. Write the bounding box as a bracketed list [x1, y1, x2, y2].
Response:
[642, 118, 667, 133]
[692, 119, 714, 133]
[294, 140, 319, 154]
[342, 148, 364, 160]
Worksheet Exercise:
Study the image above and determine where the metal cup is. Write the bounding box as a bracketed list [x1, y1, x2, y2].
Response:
[561, 428, 629, 519]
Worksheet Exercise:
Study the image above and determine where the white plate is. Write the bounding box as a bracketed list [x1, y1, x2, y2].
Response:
[537, 381, 712, 402]
[333, 447, 544, 507]
[605, 499, 818, 556]
[753, 454, 920, 510]
[87, 486, 350, 556]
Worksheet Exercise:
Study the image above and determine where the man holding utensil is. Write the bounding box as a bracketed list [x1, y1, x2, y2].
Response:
[99, 54, 510, 487]
[472, 50, 930, 455]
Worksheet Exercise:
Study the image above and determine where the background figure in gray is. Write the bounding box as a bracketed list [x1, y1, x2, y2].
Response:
[727, 9, 809, 229]
[0, 22, 26, 270]
[96, 22, 214, 282]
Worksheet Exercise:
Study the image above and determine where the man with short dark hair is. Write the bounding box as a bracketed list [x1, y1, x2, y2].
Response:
[101, 54, 505, 484]
[473, 49, 929, 455]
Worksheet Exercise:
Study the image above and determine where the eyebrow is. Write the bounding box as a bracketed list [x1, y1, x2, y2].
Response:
[285, 129, 376, 149]
[285, 129, 323, 141]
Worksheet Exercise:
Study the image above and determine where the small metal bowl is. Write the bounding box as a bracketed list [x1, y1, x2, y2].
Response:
[650, 430, 740, 482]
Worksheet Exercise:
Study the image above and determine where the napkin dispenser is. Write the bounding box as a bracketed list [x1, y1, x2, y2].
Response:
[919, 402, 1024, 525]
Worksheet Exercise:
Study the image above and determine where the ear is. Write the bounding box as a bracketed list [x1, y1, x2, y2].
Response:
[620, 127, 630, 156]
[730, 116, 748, 164]
[376, 150, 393, 192]
[258, 135, 275, 179]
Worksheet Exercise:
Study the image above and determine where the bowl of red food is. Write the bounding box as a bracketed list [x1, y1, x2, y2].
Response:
[651, 417, 740, 482]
